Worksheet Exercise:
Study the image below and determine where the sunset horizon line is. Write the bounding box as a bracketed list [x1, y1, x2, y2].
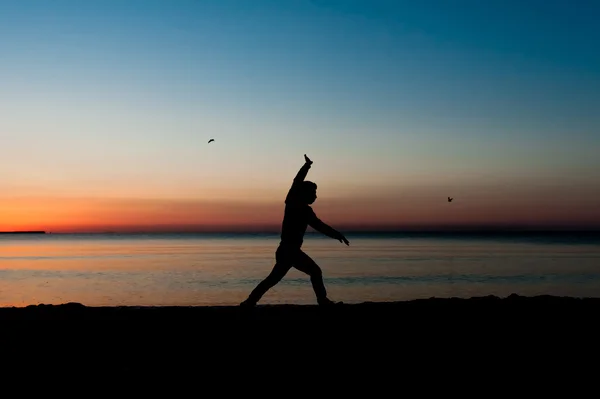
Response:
[6, 223, 600, 235]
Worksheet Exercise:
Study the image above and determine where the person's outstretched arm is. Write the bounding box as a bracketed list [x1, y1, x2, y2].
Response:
[286, 154, 313, 203]
[308, 211, 350, 246]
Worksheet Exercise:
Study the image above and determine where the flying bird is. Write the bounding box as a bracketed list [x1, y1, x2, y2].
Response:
[208, 139, 214, 143]
[448, 197, 453, 202]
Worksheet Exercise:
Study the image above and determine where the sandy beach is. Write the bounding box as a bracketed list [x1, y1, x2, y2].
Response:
[3, 293, 596, 385]
[3, 293, 598, 321]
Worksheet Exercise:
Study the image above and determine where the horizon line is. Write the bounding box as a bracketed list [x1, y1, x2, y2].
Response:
[5, 223, 600, 235]
[25, 227, 600, 235]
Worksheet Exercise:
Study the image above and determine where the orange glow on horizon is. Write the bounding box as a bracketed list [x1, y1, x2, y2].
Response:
[2, 189, 600, 233]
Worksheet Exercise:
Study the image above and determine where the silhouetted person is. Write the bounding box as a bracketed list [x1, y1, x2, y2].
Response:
[240, 154, 349, 307]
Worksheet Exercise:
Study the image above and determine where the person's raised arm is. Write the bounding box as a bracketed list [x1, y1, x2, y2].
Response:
[293, 154, 313, 183]
[286, 154, 313, 203]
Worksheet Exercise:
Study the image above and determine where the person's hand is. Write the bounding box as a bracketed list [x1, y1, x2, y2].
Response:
[304, 154, 313, 165]
[337, 233, 349, 246]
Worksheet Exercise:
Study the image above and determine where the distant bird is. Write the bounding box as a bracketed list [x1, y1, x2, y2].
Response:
[448, 197, 453, 202]
[208, 139, 214, 143]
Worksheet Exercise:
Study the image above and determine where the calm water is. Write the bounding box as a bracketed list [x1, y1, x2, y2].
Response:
[1, 232, 599, 307]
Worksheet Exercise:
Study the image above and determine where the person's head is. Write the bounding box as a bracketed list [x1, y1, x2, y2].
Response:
[300, 181, 317, 204]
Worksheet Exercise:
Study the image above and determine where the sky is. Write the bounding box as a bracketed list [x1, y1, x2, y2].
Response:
[1, 0, 599, 232]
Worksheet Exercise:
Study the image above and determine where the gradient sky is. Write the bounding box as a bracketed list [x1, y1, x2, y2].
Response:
[1, 0, 599, 232]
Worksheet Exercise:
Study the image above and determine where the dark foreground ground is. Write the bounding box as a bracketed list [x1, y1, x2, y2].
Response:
[2, 294, 598, 386]
[2, 293, 599, 321]
[3, 293, 600, 325]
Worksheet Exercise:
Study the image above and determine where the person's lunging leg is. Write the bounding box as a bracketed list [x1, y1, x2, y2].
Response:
[241, 260, 291, 306]
[293, 250, 341, 305]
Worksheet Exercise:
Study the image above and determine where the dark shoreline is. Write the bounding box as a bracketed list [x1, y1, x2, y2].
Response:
[3, 294, 598, 381]
[0, 230, 46, 234]
[3, 293, 599, 320]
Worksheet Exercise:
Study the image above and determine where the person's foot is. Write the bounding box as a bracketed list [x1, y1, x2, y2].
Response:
[318, 298, 343, 306]
[239, 299, 256, 308]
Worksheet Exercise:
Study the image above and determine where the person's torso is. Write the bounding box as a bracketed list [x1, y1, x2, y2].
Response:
[280, 203, 313, 247]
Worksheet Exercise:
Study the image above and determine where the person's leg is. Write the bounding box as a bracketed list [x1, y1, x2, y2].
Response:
[293, 250, 340, 305]
[241, 249, 293, 306]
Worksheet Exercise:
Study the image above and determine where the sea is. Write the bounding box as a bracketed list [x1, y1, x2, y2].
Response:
[1, 231, 599, 307]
